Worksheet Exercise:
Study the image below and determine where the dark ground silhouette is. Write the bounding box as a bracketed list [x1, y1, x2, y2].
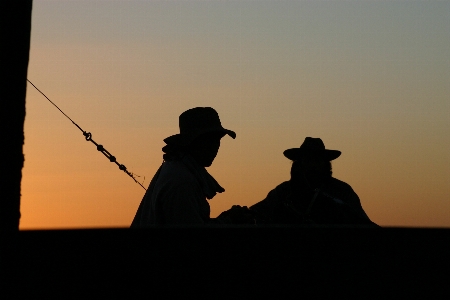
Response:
[4, 227, 450, 298]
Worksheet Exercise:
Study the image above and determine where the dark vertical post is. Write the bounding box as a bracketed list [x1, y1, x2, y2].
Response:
[0, 1, 33, 231]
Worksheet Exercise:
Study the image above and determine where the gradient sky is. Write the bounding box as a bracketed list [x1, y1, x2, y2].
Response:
[21, 0, 449, 229]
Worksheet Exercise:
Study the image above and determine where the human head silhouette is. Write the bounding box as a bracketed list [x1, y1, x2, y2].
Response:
[163, 107, 236, 167]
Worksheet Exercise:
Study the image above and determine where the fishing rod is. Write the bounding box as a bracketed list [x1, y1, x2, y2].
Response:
[27, 79, 147, 190]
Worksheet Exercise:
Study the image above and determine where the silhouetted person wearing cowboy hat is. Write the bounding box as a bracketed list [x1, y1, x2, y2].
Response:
[131, 107, 254, 226]
[250, 137, 377, 226]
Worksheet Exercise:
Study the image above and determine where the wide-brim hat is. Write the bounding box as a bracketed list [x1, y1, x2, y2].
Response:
[163, 107, 236, 146]
[283, 137, 341, 161]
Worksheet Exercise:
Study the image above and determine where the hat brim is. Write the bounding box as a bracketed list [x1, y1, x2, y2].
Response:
[283, 148, 341, 161]
[164, 128, 236, 146]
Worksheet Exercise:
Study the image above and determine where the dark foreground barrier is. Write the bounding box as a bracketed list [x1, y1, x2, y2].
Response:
[3, 226, 450, 298]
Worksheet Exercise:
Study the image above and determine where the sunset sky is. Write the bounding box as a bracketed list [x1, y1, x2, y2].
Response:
[21, 0, 449, 229]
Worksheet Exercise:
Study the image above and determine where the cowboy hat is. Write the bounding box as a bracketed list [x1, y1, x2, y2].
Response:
[283, 137, 341, 161]
[163, 107, 236, 146]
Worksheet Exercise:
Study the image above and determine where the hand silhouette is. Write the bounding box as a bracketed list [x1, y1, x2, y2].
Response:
[219, 205, 256, 225]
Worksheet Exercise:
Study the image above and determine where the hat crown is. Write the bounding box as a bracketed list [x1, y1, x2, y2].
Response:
[300, 137, 326, 151]
[163, 107, 236, 146]
[179, 107, 222, 136]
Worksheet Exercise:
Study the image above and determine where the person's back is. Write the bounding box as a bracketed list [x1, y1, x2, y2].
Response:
[152, 159, 207, 224]
[133, 154, 231, 226]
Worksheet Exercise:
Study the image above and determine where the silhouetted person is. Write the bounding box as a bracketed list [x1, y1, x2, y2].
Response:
[251, 137, 377, 226]
[131, 107, 253, 227]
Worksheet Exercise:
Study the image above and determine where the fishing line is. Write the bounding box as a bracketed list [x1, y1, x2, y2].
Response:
[27, 79, 147, 190]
